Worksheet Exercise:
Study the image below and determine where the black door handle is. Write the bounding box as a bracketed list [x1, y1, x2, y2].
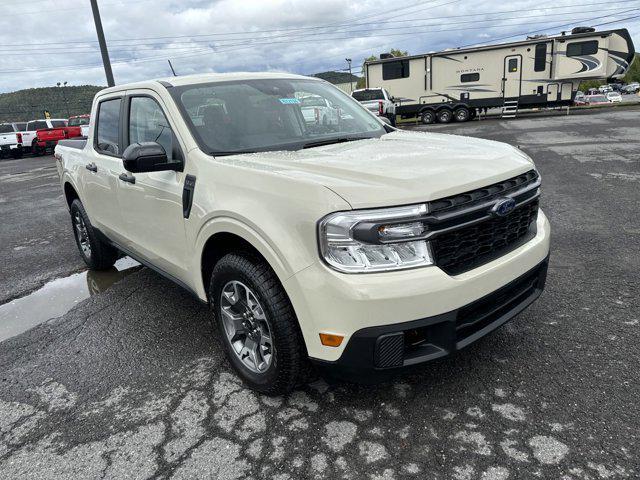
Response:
[85, 162, 97, 172]
[119, 172, 136, 184]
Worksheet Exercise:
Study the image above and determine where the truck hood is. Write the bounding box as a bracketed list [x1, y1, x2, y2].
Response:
[219, 130, 535, 209]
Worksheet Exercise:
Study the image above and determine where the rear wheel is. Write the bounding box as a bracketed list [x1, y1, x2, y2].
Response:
[11, 149, 22, 159]
[209, 253, 307, 395]
[420, 110, 435, 125]
[31, 140, 41, 157]
[436, 108, 453, 124]
[454, 107, 470, 122]
[70, 199, 118, 270]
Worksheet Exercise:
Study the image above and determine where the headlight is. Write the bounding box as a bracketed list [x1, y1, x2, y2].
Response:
[318, 204, 433, 273]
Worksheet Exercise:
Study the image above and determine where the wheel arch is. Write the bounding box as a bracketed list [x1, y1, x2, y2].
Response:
[63, 180, 80, 209]
[195, 217, 297, 302]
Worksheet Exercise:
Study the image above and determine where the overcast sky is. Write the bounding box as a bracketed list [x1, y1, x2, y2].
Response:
[0, 0, 638, 93]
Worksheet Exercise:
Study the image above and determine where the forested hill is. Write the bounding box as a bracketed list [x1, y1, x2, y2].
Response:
[0, 85, 104, 122]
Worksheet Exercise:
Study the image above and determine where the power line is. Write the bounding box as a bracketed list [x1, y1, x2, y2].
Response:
[0, 5, 635, 56]
[5, 0, 638, 49]
[0, 8, 637, 75]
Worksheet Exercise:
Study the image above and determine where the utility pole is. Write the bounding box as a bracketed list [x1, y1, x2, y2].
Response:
[90, 0, 115, 87]
[345, 58, 353, 93]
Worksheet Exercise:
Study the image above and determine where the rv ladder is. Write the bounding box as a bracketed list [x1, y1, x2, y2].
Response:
[502, 99, 519, 119]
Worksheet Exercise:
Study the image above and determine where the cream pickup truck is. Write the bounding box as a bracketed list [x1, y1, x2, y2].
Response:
[55, 72, 550, 395]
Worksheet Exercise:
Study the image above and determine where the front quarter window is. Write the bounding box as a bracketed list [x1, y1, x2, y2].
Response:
[172, 78, 385, 155]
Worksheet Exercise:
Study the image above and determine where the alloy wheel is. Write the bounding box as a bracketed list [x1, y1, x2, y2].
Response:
[220, 280, 274, 374]
[73, 212, 91, 258]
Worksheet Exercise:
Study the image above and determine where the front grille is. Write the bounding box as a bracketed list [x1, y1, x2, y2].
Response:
[431, 199, 539, 275]
[429, 170, 539, 214]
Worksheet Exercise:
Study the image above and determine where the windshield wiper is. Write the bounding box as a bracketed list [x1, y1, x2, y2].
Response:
[302, 137, 368, 149]
[209, 150, 257, 156]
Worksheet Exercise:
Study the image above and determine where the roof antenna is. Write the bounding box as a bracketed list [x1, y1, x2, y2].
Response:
[168, 59, 177, 76]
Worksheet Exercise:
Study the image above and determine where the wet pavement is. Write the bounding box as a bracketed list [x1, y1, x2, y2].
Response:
[0, 108, 639, 479]
[0, 257, 140, 342]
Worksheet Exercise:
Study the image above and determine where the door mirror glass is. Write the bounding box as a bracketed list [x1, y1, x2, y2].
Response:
[122, 142, 181, 173]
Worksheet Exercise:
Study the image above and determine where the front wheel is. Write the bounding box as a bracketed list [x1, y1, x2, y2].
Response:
[70, 199, 119, 270]
[210, 253, 308, 395]
[421, 110, 435, 124]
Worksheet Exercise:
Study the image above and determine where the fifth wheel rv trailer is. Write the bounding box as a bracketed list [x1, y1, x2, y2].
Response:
[364, 27, 635, 123]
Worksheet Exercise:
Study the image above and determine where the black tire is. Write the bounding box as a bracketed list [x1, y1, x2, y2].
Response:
[70, 199, 118, 270]
[386, 114, 396, 127]
[11, 149, 22, 159]
[31, 140, 41, 157]
[436, 108, 453, 123]
[469, 108, 477, 120]
[209, 253, 308, 395]
[454, 107, 470, 122]
[420, 110, 435, 125]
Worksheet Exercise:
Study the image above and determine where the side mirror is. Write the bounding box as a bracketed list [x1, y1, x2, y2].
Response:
[122, 142, 182, 173]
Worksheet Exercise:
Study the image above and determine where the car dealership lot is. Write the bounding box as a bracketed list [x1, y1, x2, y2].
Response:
[1, 108, 639, 479]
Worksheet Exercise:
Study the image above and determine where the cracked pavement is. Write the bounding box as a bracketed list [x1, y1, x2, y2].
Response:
[1, 108, 639, 479]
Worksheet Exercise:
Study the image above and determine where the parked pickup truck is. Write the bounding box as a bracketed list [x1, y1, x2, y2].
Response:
[352, 87, 397, 126]
[23, 118, 68, 155]
[0, 123, 25, 159]
[55, 73, 550, 395]
[68, 114, 91, 137]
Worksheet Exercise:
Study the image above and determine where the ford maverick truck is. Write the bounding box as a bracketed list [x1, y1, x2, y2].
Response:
[55, 72, 550, 395]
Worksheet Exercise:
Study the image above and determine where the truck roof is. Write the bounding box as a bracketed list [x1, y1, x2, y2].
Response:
[98, 71, 318, 96]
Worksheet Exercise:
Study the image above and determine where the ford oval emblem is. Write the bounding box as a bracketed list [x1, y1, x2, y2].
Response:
[491, 197, 516, 217]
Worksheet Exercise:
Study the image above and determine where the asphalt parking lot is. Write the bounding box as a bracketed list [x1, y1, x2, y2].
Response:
[1, 107, 639, 479]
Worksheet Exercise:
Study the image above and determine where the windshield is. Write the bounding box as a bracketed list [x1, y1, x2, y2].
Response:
[172, 78, 385, 154]
[588, 95, 607, 102]
[68, 117, 89, 126]
[352, 90, 384, 101]
[51, 120, 67, 128]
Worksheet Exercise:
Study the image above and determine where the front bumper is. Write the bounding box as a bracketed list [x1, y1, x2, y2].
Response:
[284, 210, 550, 365]
[311, 256, 548, 382]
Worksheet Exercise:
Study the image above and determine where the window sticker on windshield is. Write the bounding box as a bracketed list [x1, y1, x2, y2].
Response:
[279, 98, 300, 104]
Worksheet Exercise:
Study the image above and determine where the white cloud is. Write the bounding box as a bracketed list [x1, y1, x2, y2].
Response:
[0, 0, 638, 92]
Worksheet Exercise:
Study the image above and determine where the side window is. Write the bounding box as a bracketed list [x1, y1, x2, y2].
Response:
[96, 98, 122, 155]
[128, 97, 175, 161]
[382, 60, 410, 80]
[567, 40, 598, 57]
[534, 43, 547, 72]
[508, 58, 518, 72]
[461, 73, 480, 83]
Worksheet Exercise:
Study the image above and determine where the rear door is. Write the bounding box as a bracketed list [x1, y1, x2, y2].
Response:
[115, 90, 189, 279]
[81, 95, 127, 242]
[503, 55, 522, 98]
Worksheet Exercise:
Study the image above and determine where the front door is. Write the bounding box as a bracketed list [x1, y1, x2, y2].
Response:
[115, 91, 189, 280]
[503, 56, 522, 98]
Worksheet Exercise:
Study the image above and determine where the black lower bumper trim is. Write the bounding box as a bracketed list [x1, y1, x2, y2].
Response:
[311, 256, 549, 383]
